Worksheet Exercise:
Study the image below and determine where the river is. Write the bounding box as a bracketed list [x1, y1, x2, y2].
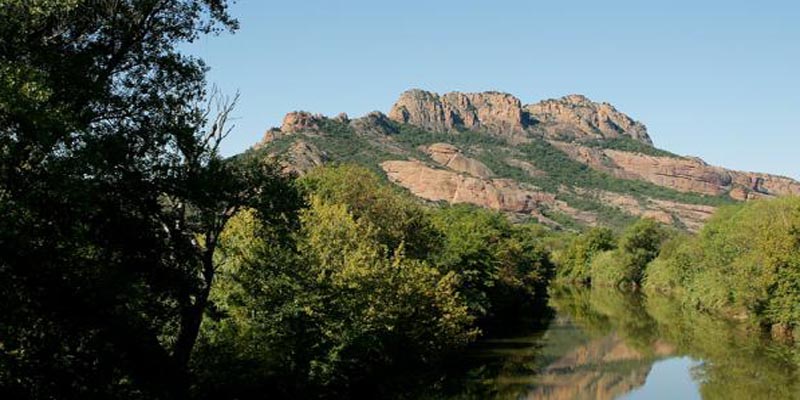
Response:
[411, 286, 800, 400]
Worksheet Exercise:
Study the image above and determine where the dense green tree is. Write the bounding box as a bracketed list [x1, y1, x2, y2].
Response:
[554, 227, 616, 284]
[645, 197, 800, 329]
[196, 188, 476, 398]
[591, 218, 671, 287]
[430, 204, 553, 321]
[0, 2, 299, 399]
[555, 219, 670, 288]
[299, 164, 442, 259]
[194, 166, 556, 397]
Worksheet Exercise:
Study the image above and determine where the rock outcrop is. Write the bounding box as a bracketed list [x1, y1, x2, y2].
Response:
[551, 141, 800, 200]
[730, 172, 800, 198]
[254, 88, 800, 232]
[423, 143, 494, 178]
[389, 89, 528, 142]
[602, 149, 731, 196]
[349, 111, 398, 137]
[381, 160, 554, 214]
[281, 111, 323, 133]
[526, 95, 652, 144]
[505, 158, 546, 177]
[388, 89, 652, 145]
[571, 188, 715, 232]
[279, 140, 327, 175]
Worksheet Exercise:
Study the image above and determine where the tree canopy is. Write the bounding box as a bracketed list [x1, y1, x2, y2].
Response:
[0, 1, 298, 399]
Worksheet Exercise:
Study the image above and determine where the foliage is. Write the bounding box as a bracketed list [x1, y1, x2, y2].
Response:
[306, 119, 398, 169]
[430, 204, 554, 322]
[553, 227, 616, 283]
[0, 2, 306, 399]
[194, 165, 553, 398]
[589, 250, 630, 288]
[640, 233, 699, 294]
[644, 197, 800, 329]
[299, 164, 441, 259]
[555, 218, 671, 288]
[582, 137, 680, 158]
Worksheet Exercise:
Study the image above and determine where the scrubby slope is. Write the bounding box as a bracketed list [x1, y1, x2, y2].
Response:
[249, 89, 800, 231]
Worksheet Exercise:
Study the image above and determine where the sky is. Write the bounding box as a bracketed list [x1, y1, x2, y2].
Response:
[185, 0, 800, 179]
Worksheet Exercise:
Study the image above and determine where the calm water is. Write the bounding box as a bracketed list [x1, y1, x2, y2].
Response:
[416, 287, 800, 400]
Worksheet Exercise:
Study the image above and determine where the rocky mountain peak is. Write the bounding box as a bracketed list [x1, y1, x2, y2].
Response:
[388, 89, 652, 145]
[281, 111, 324, 133]
[525, 95, 652, 145]
[561, 94, 593, 104]
[388, 89, 527, 141]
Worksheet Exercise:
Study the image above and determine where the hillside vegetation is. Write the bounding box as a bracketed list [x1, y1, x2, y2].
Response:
[255, 82, 800, 234]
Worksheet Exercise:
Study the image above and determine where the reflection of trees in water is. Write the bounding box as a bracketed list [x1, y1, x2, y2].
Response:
[419, 288, 800, 400]
[417, 290, 667, 400]
[643, 294, 800, 400]
[551, 287, 800, 400]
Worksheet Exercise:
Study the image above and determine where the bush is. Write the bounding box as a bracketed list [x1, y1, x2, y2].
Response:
[644, 197, 800, 328]
[589, 250, 629, 287]
[617, 218, 672, 284]
[556, 218, 671, 288]
[299, 164, 442, 260]
[430, 204, 553, 320]
[554, 227, 616, 284]
[642, 233, 697, 294]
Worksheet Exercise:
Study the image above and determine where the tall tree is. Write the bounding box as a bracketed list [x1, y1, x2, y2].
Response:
[0, 1, 298, 398]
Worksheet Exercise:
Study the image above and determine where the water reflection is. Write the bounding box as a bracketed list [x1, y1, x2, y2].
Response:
[418, 287, 800, 400]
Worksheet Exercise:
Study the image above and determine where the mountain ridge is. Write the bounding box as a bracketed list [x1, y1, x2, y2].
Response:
[250, 89, 800, 231]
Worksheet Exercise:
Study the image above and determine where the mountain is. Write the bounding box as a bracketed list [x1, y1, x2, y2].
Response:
[249, 89, 800, 231]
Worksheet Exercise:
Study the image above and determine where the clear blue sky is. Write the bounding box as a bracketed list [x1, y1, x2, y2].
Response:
[186, 0, 799, 179]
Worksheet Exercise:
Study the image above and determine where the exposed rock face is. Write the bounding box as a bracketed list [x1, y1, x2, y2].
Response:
[388, 89, 527, 141]
[388, 89, 653, 145]
[424, 143, 494, 178]
[255, 89, 800, 232]
[333, 112, 349, 123]
[455, 91, 526, 136]
[551, 141, 728, 195]
[526, 95, 652, 144]
[380, 160, 553, 214]
[603, 149, 732, 196]
[551, 140, 800, 201]
[254, 128, 284, 149]
[730, 172, 800, 197]
[649, 199, 716, 232]
[570, 188, 715, 232]
[283, 140, 327, 174]
[549, 141, 613, 173]
[281, 111, 323, 133]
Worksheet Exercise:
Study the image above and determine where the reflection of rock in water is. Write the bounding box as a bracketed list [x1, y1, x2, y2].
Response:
[520, 330, 675, 400]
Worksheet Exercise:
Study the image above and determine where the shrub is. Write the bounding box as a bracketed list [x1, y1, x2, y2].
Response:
[645, 197, 800, 328]
[554, 227, 616, 284]
[589, 250, 629, 287]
